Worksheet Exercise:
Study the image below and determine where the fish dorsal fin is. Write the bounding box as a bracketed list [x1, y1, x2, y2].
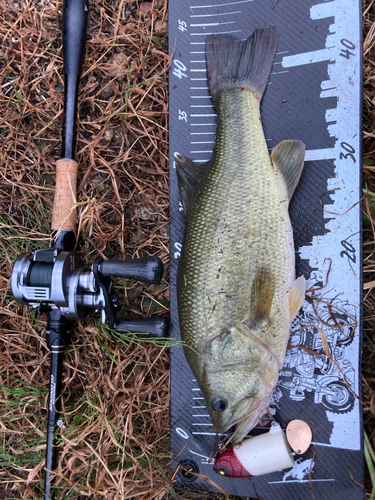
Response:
[175, 153, 210, 212]
[250, 266, 276, 330]
[289, 276, 306, 321]
[271, 140, 305, 202]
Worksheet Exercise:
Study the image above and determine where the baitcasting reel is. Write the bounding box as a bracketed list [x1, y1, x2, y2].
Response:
[11, 249, 168, 336]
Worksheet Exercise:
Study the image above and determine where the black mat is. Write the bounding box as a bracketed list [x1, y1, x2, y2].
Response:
[169, 1, 364, 498]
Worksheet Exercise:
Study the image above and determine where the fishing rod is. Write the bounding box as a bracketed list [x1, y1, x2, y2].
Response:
[10, 1, 168, 498]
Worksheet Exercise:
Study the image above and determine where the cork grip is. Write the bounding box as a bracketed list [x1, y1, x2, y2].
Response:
[52, 158, 78, 231]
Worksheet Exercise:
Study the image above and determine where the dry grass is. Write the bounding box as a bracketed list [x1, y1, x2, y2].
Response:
[0, 0, 373, 499]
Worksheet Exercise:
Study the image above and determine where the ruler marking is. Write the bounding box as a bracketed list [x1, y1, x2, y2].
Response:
[190, 132, 215, 135]
[190, 10, 241, 18]
[282, 47, 335, 68]
[191, 0, 253, 8]
[190, 21, 236, 27]
[268, 479, 335, 484]
[304, 148, 336, 161]
[315, 442, 337, 448]
[190, 29, 242, 36]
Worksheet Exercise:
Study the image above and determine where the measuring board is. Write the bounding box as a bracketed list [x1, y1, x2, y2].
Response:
[168, 1, 363, 498]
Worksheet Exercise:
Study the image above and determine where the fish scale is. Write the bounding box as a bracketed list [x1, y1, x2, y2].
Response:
[179, 89, 294, 358]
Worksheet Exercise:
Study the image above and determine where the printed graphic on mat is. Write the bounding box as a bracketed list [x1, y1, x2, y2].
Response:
[278, 299, 356, 415]
[270, 271, 359, 449]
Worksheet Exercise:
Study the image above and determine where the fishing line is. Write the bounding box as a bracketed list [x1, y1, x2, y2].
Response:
[28, 263, 54, 288]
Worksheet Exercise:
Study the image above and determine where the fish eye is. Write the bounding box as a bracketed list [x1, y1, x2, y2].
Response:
[210, 396, 228, 412]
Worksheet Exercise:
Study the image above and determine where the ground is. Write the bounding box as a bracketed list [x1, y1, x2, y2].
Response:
[0, 0, 374, 499]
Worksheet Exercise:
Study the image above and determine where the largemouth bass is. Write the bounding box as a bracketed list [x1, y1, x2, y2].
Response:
[176, 27, 306, 444]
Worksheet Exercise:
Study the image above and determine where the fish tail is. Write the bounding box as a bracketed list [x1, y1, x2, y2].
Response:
[205, 27, 278, 102]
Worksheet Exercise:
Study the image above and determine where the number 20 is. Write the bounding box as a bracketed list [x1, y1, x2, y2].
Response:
[340, 240, 356, 263]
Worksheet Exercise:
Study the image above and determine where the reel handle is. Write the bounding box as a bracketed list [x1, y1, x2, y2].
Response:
[98, 257, 164, 284]
[115, 316, 170, 338]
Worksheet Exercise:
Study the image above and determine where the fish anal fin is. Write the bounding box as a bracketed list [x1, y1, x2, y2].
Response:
[250, 266, 276, 330]
[175, 153, 210, 212]
[271, 140, 305, 201]
[289, 276, 306, 321]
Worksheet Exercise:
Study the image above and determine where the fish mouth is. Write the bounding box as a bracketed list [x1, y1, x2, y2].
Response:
[211, 397, 256, 434]
[211, 390, 273, 442]
[231, 389, 276, 443]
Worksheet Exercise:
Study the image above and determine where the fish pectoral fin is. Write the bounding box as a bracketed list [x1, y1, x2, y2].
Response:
[250, 266, 276, 330]
[271, 140, 305, 202]
[175, 154, 210, 212]
[289, 276, 306, 321]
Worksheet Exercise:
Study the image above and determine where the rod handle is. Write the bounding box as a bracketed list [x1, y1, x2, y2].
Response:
[51, 158, 78, 231]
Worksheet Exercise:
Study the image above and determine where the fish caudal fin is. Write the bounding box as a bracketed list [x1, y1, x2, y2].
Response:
[205, 27, 279, 102]
[271, 140, 305, 202]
